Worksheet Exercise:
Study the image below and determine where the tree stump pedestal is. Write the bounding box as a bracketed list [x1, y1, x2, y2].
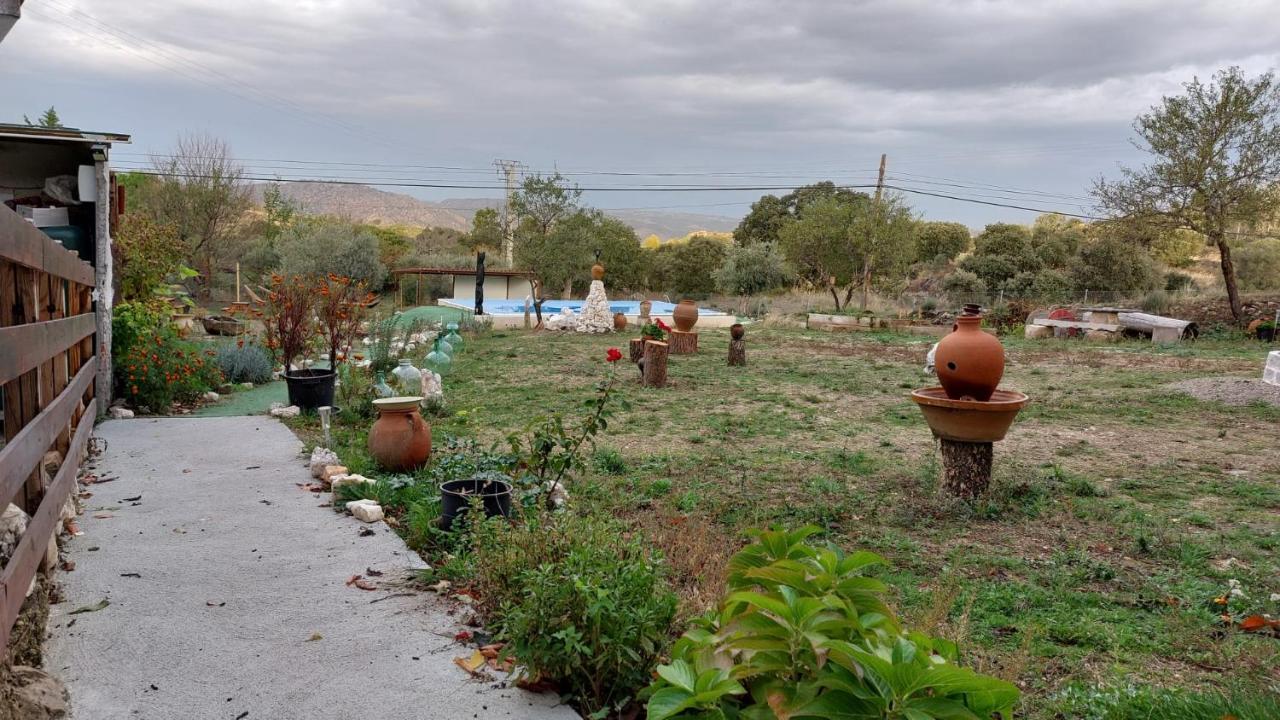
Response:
[629, 338, 646, 364]
[668, 330, 698, 354]
[727, 339, 746, 366]
[642, 340, 669, 388]
[939, 439, 992, 499]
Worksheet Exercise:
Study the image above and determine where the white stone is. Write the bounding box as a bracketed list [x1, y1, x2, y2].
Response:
[321, 465, 349, 483]
[331, 473, 375, 491]
[202, 391, 220, 402]
[346, 499, 384, 523]
[108, 407, 134, 419]
[269, 404, 300, 418]
[1024, 324, 1053, 339]
[1264, 351, 1280, 387]
[0, 504, 36, 596]
[309, 447, 340, 478]
[545, 307, 577, 331]
[545, 480, 570, 509]
[576, 279, 613, 333]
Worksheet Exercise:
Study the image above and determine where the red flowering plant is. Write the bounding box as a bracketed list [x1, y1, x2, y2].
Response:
[505, 348, 630, 509]
[640, 318, 669, 341]
[256, 274, 317, 374]
[120, 330, 223, 411]
[315, 273, 375, 370]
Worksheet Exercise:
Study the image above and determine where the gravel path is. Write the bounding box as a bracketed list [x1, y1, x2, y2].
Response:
[45, 416, 575, 720]
[1167, 376, 1280, 407]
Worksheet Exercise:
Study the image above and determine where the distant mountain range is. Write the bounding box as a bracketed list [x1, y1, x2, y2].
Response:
[249, 182, 739, 238]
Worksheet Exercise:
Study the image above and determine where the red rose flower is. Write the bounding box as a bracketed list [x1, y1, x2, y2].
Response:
[605, 347, 622, 363]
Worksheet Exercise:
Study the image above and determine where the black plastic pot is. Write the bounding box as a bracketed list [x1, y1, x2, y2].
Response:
[440, 475, 513, 530]
[284, 369, 336, 412]
[1258, 327, 1276, 342]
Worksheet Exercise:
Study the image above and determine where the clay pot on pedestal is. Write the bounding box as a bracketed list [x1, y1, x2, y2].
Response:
[368, 396, 432, 471]
[638, 300, 652, 321]
[613, 312, 628, 331]
[730, 323, 745, 340]
[934, 315, 1004, 401]
[672, 300, 699, 332]
[591, 263, 606, 281]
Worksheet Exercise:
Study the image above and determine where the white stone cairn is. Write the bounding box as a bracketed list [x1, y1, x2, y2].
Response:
[576, 279, 613, 333]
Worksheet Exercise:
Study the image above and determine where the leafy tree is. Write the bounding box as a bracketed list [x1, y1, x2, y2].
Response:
[515, 210, 645, 297]
[649, 235, 728, 297]
[278, 219, 387, 289]
[734, 181, 870, 246]
[133, 133, 251, 296]
[1030, 268, 1074, 300]
[511, 172, 582, 238]
[942, 269, 987, 299]
[240, 183, 299, 279]
[1031, 214, 1086, 267]
[465, 207, 504, 254]
[1071, 235, 1158, 294]
[112, 215, 186, 302]
[914, 221, 971, 262]
[361, 225, 414, 268]
[960, 222, 1040, 288]
[641, 234, 662, 250]
[1150, 228, 1203, 268]
[1095, 67, 1280, 324]
[23, 107, 61, 127]
[713, 242, 792, 295]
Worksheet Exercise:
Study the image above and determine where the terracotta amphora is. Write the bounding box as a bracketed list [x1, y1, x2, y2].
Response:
[934, 315, 1003, 401]
[368, 397, 431, 471]
[672, 300, 699, 332]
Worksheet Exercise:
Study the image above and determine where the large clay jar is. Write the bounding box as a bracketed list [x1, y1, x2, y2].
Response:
[638, 300, 652, 321]
[730, 323, 745, 340]
[672, 300, 699, 332]
[934, 315, 1004, 401]
[613, 312, 627, 331]
[368, 396, 431, 471]
[591, 263, 605, 281]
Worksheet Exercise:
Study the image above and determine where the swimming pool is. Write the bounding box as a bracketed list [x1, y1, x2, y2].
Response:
[437, 297, 737, 328]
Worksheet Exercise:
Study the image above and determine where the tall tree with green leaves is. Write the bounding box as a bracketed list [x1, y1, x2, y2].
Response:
[23, 106, 61, 127]
[734, 181, 870, 246]
[1095, 67, 1280, 324]
[510, 172, 582, 238]
[465, 207, 504, 254]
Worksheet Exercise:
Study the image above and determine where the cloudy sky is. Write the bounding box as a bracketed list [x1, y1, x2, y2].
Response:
[3, 0, 1278, 227]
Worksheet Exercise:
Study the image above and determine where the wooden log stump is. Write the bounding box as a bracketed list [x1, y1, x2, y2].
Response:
[642, 340, 669, 388]
[668, 329, 698, 354]
[940, 439, 992, 499]
[727, 339, 746, 366]
[629, 338, 646, 364]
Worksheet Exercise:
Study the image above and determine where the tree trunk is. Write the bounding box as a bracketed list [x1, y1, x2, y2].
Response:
[1213, 232, 1243, 325]
[727, 339, 746, 366]
[668, 330, 698, 354]
[642, 341, 668, 388]
[860, 262, 872, 311]
[940, 439, 993, 499]
[562, 278, 573, 300]
[829, 286, 842, 311]
[629, 338, 646, 363]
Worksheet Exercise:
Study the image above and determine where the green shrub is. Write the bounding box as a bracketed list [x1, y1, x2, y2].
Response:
[1164, 271, 1196, 294]
[941, 268, 987, 298]
[1072, 236, 1158, 295]
[958, 253, 1019, 289]
[117, 325, 222, 412]
[643, 526, 1019, 720]
[913, 221, 971, 262]
[1150, 228, 1202, 268]
[713, 242, 792, 295]
[214, 341, 274, 384]
[1141, 289, 1171, 315]
[650, 235, 729, 297]
[1001, 271, 1037, 298]
[1235, 237, 1280, 291]
[278, 219, 387, 290]
[111, 300, 171, 364]
[477, 512, 677, 716]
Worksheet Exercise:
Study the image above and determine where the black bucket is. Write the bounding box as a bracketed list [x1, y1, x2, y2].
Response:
[440, 476, 513, 530]
[284, 369, 336, 412]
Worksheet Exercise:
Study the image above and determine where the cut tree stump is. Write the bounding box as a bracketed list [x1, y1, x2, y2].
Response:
[668, 330, 698, 354]
[728, 339, 746, 366]
[642, 340, 669, 388]
[940, 439, 992, 499]
[629, 338, 646, 363]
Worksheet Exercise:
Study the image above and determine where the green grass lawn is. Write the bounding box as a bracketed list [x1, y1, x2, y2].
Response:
[301, 324, 1280, 716]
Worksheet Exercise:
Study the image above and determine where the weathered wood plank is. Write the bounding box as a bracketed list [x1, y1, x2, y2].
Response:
[0, 359, 95, 508]
[0, 313, 96, 385]
[0, 207, 95, 287]
[0, 397, 94, 650]
[1031, 318, 1122, 332]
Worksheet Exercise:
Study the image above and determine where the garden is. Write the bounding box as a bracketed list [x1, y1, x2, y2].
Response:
[272, 309, 1278, 719]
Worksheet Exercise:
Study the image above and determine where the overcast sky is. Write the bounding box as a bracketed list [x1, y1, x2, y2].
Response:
[3, 0, 1278, 227]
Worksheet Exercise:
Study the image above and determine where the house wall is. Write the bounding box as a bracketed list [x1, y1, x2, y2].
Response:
[449, 274, 531, 300]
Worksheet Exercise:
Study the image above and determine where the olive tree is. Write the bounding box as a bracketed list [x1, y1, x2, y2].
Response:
[1095, 67, 1280, 324]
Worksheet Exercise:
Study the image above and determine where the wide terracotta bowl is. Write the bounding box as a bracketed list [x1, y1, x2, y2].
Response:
[910, 387, 1028, 443]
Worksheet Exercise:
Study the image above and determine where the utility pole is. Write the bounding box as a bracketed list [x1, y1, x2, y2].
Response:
[493, 159, 521, 266]
[861, 153, 887, 311]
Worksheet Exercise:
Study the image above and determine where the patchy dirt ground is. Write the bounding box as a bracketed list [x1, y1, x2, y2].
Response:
[1167, 376, 1280, 407]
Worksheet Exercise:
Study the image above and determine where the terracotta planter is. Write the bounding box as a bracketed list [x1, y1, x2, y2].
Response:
[638, 300, 652, 320]
[672, 300, 699, 332]
[730, 323, 745, 340]
[368, 396, 431, 471]
[934, 315, 1003, 401]
[911, 387, 1029, 443]
[591, 263, 606, 281]
[613, 312, 628, 331]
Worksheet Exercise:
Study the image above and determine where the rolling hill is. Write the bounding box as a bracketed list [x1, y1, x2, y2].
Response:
[250, 182, 739, 238]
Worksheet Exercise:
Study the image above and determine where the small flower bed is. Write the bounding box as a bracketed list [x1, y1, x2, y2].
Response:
[119, 326, 222, 411]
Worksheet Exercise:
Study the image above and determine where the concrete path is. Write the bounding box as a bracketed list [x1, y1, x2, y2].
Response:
[45, 416, 575, 720]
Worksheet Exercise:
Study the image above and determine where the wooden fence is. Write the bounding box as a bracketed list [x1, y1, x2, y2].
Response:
[0, 207, 97, 650]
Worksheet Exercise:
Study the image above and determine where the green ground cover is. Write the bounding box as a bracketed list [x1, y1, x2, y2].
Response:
[291, 325, 1279, 716]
